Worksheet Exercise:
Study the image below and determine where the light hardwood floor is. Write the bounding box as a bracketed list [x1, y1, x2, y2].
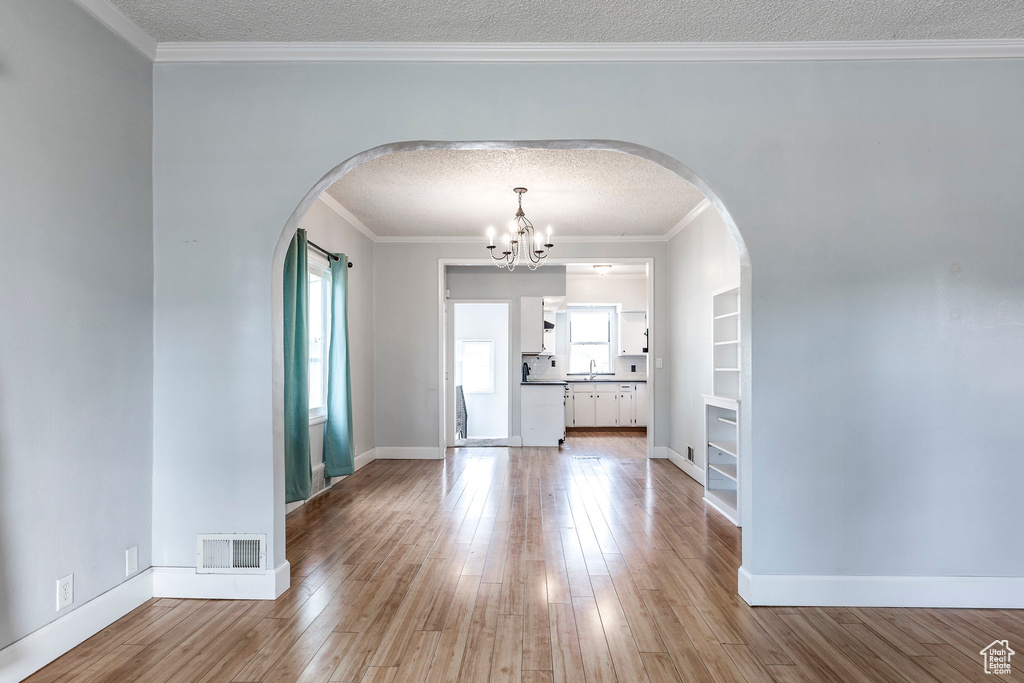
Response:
[27, 430, 1024, 682]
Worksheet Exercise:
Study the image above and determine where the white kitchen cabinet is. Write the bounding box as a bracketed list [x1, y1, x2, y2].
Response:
[617, 389, 634, 426]
[521, 296, 544, 354]
[595, 386, 618, 426]
[618, 311, 647, 356]
[634, 383, 648, 427]
[521, 384, 566, 446]
[571, 386, 596, 427]
[564, 389, 574, 427]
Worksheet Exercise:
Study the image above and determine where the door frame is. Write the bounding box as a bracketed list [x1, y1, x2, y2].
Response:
[437, 257, 656, 459]
[446, 299, 514, 447]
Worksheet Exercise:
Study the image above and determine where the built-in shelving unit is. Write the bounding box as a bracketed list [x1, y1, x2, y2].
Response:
[704, 395, 740, 525]
[705, 285, 741, 526]
[712, 287, 740, 399]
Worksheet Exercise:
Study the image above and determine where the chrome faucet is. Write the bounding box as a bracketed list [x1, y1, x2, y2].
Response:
[588, 359, 597, 380]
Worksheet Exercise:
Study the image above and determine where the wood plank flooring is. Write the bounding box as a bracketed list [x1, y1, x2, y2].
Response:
[27, 430, 1024, 682]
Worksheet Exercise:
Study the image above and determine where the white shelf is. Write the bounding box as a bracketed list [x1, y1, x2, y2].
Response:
[706, 488, 737, 511]
[708, 462, 737, 481]
[714, 311, 739, 320]
[714, 340, 739, 346]
[714, 367, 740, 372]
[717, 417, 737, 426]
[708, 440, 738, 458]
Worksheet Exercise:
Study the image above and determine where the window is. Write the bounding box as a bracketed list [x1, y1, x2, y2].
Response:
[457, 340, 495, 394]
[308, 257, 332, 419]
[568, 307, 613, 374]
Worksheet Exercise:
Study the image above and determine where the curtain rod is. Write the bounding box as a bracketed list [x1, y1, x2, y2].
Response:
[308, 239, 353, 268]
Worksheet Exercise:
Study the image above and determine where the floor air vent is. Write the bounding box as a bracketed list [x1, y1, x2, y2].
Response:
[572, 456, 600, 460]
[311, 463, 327, 497]
[196, 534, 266, 574]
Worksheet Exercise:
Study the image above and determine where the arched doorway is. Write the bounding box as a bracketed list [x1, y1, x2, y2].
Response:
[270, 139, 752, 595]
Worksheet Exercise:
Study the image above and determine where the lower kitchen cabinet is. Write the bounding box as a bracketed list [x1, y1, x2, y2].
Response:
[595, 386, 618, 426]
[567, 382, 648, 427]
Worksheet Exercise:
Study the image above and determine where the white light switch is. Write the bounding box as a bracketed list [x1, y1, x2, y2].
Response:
[655, 358, 663, 369]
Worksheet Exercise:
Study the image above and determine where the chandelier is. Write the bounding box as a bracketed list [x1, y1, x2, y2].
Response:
[486, 187, 553, 270]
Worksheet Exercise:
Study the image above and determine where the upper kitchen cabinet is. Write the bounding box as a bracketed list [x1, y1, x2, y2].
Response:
[618, 311, 648, 356]
[522, 296, 564, 355]
[521, 296, 544, 354]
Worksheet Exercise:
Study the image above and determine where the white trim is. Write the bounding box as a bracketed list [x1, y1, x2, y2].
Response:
[739, 567, 1024, 608]
[72, 0, 157, 59]
[374, 446, 444, 460]
[317, 194, 378, 242]
[652, 446, 668, 459]
[566, 273, 647, 281]
[154, 40, 1024, 64]
[354, 448, 376, 470]
[0, 569, 154, 683]
[704, 494, 741, 526]
[667, 447, 705, 484]
[663, 199, 712, 240]
[152, 562, 288, 600]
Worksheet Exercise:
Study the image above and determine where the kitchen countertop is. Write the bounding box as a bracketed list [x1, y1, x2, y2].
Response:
[524, 378, 647, 384]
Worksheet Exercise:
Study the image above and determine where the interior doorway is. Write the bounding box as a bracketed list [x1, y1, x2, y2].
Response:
[450, 302, 511, 446]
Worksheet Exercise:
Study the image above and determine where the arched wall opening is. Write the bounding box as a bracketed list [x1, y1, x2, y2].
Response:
[270, 139, 752, 595]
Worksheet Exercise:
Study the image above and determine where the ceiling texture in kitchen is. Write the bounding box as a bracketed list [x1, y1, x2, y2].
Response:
[323, 148, 708, 238]
[111, 0, 1022, 43]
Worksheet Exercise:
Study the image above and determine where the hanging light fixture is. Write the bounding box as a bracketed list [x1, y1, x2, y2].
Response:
[486, 187, 553, 270]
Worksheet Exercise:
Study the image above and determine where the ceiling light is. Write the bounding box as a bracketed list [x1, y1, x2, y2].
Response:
[486, 187, 553, 271]
[593, 264, 613, 275]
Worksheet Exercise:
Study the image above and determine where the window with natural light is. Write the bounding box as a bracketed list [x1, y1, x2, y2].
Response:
[457, 340, 495, 394]
[568, 307, 613, 374]
[308, 262, 332, 418]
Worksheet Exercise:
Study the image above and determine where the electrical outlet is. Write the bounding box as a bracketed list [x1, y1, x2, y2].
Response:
[56, 574, 73, 611]
[126, 545, 139, 576]
[630, 364, 636, 372]
[550, 359, 556, 367]
[655, 357, 663, 369]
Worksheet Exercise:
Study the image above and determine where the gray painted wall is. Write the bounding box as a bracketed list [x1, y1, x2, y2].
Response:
[0, 0, 153, 649]
[151, 59, 1024, 582]
[668, 210, 741, 471]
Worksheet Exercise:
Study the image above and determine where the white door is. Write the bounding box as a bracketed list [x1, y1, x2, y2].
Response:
[595, 390, 618, 426]
[573, 391, 596, 427]
[634, 383, 648, 427]
[618, 391, 634, 426]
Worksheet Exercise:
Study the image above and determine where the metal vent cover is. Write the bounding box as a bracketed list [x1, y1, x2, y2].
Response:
[196, 534, 266, 574]
[311, 463, 326, 497]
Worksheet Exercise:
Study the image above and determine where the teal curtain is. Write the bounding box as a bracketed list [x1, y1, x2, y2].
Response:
[284, 229, 312, 502]
[324, 254, 355, 477]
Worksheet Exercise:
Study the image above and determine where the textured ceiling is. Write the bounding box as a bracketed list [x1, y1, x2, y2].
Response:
[111, 0, 1023, 42]
[323, 149, 706, 238]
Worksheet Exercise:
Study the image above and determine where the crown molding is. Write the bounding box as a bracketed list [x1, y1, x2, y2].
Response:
[72, 0, 157, 60]
[153, 39, 1024, 64]
[663, 199, 712, 240]
[317, 194, 379, 242]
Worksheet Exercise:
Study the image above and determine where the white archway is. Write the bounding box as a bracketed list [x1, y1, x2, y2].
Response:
[270, 139, 752, 591]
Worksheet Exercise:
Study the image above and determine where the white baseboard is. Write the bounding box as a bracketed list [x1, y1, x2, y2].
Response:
[0, 569, 153, 683]
[667, 447, 704, 484]
[353, 448, 376, 470]
[152, 562, 289, 600]
[374, 446, 443, 460]
[738, 566, 1024, 608]
[652, 446, 668, 459]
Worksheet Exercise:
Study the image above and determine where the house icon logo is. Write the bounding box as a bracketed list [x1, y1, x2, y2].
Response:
[980, 640, 1014, 675]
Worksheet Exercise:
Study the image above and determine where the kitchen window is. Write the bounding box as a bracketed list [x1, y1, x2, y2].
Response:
[568, 307, 613, 374]
[308, 255, 332, 420]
